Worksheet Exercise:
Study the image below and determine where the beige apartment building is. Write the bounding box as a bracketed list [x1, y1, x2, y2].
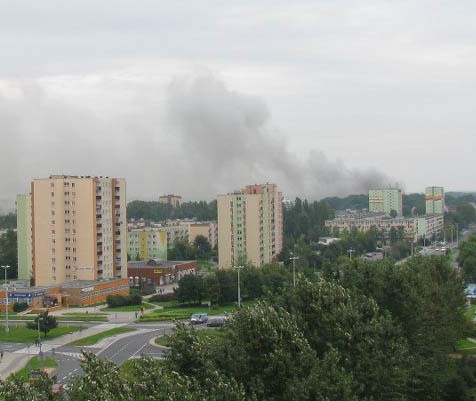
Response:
[19, 175, 127, 286]
[218, 183, 283, 269]
[159, 194, 182, 208]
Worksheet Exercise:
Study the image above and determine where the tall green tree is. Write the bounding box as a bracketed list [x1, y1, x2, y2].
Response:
[0, 230, 17, 278]
[27, 311, 58, 338]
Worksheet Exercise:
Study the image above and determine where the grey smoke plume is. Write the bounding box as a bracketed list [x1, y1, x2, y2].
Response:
[166, 74, 389, 198]
[0, 73, 389, 207]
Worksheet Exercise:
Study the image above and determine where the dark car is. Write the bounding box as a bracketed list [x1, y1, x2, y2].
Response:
[207, 317, 226, 327]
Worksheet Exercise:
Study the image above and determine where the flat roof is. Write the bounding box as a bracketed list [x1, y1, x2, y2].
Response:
[60, 278, 125, 289]
[128, 260, 196, 269]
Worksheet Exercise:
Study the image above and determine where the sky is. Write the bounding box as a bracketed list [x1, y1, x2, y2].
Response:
[0, 0, 475, 210]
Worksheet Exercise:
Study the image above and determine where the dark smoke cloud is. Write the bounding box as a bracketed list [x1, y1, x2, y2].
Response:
[0, 73, 389, 209]
[166, 74, 389, 198]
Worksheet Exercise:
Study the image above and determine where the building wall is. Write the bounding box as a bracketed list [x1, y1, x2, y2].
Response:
[128, 261, 196, 286]
[369, 189, 402, 216]
[61, 279, 130, 306]
[218, 184, 283, 269]
[188, 222, 218, 248]
[159, 195, 182, 207]
[217, 194, 234, 268]
[127, 229, 168, 261]
[425, 186, 445, 214]
[16, 194, 32, 280]
[29, 176, 126, 287]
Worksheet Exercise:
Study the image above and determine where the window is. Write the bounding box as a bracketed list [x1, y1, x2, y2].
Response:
[51, 229, 55, 235]
[50, 183, 54, 188]
[51, 192, 55, 197]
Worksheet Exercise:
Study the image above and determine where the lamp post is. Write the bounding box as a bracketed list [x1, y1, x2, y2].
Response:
[37, 316, 44, 356]
[347, 249, 354, 261]
[234, 266, 244, 308]
[1, 265, 10, 333]
[289, 256, 299, 287]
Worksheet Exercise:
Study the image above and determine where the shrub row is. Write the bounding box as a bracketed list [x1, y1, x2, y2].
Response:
[106, 294, 143, 308]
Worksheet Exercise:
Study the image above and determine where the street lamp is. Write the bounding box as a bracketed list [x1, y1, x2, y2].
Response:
[234, 266, 244, 308]
[37, 316, 44, 357]
[1, 265, 10, 333]
[289, 255, 299, 287]
[347, 249, 354, 261]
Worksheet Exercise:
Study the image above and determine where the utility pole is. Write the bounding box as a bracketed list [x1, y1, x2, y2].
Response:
[234, 266, 244, 308]
[1, 265, 10, 333]
[289, 256, 299, 287]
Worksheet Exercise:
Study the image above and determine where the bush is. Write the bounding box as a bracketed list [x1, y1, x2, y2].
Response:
[106, 294, 143, 308]
[149, 293, 176, 303]
[13, 302, 29, 313]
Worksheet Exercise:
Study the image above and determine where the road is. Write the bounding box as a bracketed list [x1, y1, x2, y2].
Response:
[52, 322, 174, 384]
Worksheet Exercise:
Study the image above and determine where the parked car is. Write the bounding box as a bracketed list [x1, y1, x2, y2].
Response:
[206, 317, 226, 327]
[190, 313, 208, 324]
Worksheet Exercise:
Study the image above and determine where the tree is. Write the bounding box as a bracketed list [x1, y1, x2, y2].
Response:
[174, 274, 205, 304]
[0, 230, 18, 278]
[338, 257, 469, 400]
[193, 235, 212, 259]
[27, 312, 57, 338]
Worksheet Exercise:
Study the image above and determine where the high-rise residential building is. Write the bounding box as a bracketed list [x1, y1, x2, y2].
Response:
[18, 175, 127, 286]
[218, 183, 283, 269]
[425, 186, 445, 214]
[368, 188, 403, 216]
[128, 228, 168, 261]
[159, 194, 182, 208]
[16, 194, 32, 280]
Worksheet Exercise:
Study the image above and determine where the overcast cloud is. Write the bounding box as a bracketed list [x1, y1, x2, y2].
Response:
[0, 0, 475, 209]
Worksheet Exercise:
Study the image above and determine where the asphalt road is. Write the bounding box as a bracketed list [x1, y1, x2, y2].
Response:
[52, 322, 175, 384]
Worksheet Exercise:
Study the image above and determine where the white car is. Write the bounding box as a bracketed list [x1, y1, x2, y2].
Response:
[190, 313, 208, 324]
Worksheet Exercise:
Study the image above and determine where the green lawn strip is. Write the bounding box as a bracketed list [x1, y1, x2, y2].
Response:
[141, 300, 255, 322]
[0, 325, 81, 343]
[56, 315, 108, 322]
[465, 305, 476, 321]
[100, 303, 154, 312]
[69, 327, 135, 346]
[8, 357, 58, 382]
[155, 328, 225, 347]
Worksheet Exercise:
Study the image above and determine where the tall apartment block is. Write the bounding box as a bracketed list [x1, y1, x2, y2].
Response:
[18, 175, 127, 286]
[425, 186, 445, 214]
[368, 188, 403, 216]
[218, 183, 283, 269]
[16, 194, 32, 280]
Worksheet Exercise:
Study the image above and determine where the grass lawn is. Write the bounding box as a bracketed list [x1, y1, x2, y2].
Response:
[69, 327, 135, 346]
[56, 312, 108, 322]
[0, 325, 81, 343]
[155, 327, 226, 347]
[9, 357, 58, 382]
[100, 303, 155, 312]
[141, 300, 255, 322]
[456, 338, 476, 355]
[465, 304, 476, 321]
